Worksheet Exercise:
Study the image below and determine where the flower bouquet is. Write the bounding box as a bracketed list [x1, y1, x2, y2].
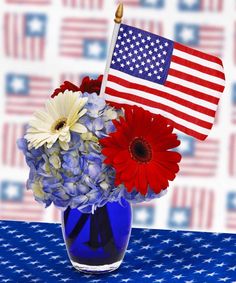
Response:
[18, 2, 225, 275]
[18, 76, 182, 273]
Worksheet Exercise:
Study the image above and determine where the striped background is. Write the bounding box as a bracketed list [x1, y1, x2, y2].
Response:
[0, 0, 235, 233]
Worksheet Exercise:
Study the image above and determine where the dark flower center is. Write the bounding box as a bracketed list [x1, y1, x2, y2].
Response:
[129, 137, 152, 163]
[55, 121, 66, 131]
[52, 118, 67, 132]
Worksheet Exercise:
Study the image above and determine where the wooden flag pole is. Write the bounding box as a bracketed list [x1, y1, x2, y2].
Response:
[99, 3, 123, 97]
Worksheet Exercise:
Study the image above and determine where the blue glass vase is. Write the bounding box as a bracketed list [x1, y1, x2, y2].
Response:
[61, 199, 132, 274]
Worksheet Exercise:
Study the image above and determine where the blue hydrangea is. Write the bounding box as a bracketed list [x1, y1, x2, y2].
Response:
[18, 92, 162, 213]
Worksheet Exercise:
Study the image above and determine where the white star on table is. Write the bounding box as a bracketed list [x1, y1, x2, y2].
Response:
[222, 236, 233, 242]
[11, 77, 26, 92]
[183, 264, 193, 270]
[216, 262, 225, 267]
[161, 238, 172, 244]
[179, 26, 195, 43]
[182, 0, 198, 6]
[194, 269, 206, 274]
[172, 210, 188, 226]
[219, 278, 231, 282]
[143, 274, 154, 278]
[203, 258, 214, 263]
[212, 247, 222, 252]
[132, 269, 142, 273]
[4, 185, 21, 199]
[87, 42, 103, 57]
[28, 17, 44, 33]
[228, 265, 236, 271]
[165, 268, 175, 273]
[206, 272, 218, 277]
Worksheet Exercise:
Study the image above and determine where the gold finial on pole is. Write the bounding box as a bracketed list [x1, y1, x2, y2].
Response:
[114, 3, 123, 24]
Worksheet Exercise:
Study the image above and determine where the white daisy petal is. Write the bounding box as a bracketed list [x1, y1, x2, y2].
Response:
[70, 123, 87, 134]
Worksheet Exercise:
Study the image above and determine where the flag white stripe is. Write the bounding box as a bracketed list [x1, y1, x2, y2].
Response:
[109, 68, 221, 101]
[167, 75, 221, 98]
[170, 62, 225, 86]
[107, 80, 214, 123]
[172, 49, 224, 72]
[105, 94, 210, 135]
[106, 78, 217, 111]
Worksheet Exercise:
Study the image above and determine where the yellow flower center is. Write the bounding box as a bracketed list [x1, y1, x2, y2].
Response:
[51, 118, 67, 132]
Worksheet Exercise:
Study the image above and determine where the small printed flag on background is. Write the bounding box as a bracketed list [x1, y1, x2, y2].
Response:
[175, 23, 224, 58]
[60, 18, 108, 59]
[226, 192, 236, 229]
[5, 73, 52, 116]
[4, 13, 47, 60]
[120, 0, 164, 9]
[124, 18, 163, 36]
[1, 123, 27, 168]
[5, 0, 51, 5]
[168, 187, 214, 229]
[133, 203, 155, 227]
[62, 0, 104, 9]
[231, 83, 236, 124]
[59, 73, 99, 86]
[229, 134, 236, 177]
[178, 0, 224, 12]
[234, 22, 236, 66]
[176, 135, 219, 177]
[104, 24, 225, 140]
[0, 181, 44, 222]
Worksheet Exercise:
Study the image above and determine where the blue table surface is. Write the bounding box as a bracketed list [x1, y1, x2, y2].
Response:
[0, 220, 236, 283]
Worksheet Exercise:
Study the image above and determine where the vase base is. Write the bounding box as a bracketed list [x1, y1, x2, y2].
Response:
[71, 259, 122, 274]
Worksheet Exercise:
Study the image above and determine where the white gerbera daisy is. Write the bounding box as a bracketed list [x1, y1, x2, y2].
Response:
[25, 90, 88, 150]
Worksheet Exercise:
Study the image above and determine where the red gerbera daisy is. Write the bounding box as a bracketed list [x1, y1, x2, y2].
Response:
[100, 106, 182, 196]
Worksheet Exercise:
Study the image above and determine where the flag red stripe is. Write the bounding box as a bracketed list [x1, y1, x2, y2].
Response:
[108, 74, 216, 117]
[169, 69, 224, 92]
[174, 42, 223, 65]
[2, 124, 8, 164]
[164, 81, 219, 104]
[171, 55, 225, 79]
[4, 14, 10, 56]
[106, 87, 213, 129]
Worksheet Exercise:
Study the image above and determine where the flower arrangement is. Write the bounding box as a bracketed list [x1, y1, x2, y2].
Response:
[18, 76, 182, 214]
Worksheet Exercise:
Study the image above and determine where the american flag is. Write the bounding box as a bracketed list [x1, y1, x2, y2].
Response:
[2, 123, 27, 168]
[133, 203, 155, 227]
[231, 83, 236, 124]
[103, 24, 225, 140]
[119, 0, 164, 8]
[60, 18, 108, 59]
[4, 13, 47, 60]
[229, 134, 236, 177]
[62, 0, 104, 9]
[5, 73, 52, 116]
[178, 0, 224, 12]
[175, 23, 224, 58]
[176, 135, 219, 177]
[168, 187, 214, 229]
[0, 181, 44, 222]
[124, 18, 163, 36]
[226, 192, 236, 229]
[5, 0, 51, 4]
